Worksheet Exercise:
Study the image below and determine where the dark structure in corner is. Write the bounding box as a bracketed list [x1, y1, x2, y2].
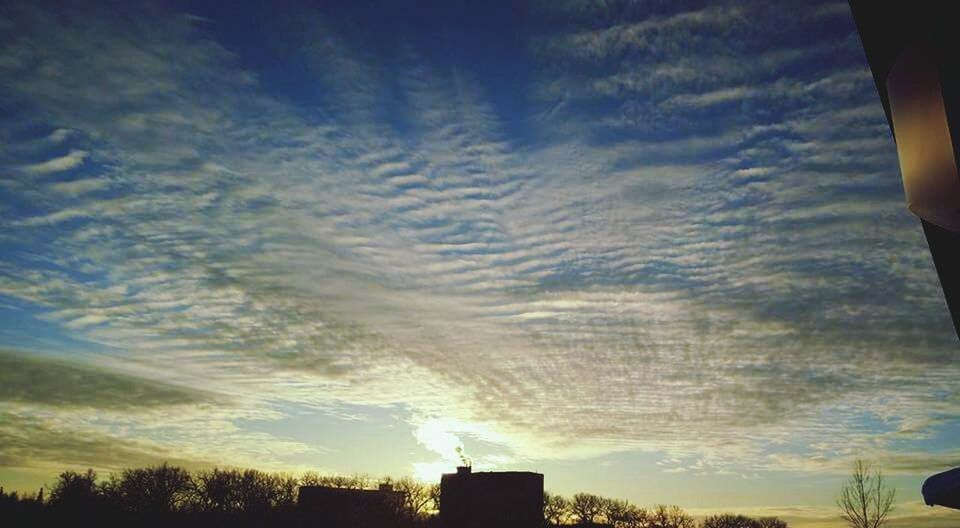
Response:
[848, 0, 960, 510]
[440, 466, 544, 528]
[848, 0, 960, 341]
[923, 467, 960, 511]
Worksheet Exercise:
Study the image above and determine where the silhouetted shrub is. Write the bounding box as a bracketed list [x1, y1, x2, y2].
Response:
[48, 469, 99, 511]
[702, 514, 789, 528]
[702, 514, 761, 528]
[1, 486, 46, 528]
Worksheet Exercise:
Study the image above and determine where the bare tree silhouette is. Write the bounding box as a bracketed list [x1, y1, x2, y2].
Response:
[379, 476, 435, 520]
[602, 497, 647, 528]
[543, 491, 569, 526]
[837, 460, 895, 528]
[115, 463, 193, 513]
[193, 468, 241, 513]
[647, 504, 696, 528]
[570, 492, 604, 524]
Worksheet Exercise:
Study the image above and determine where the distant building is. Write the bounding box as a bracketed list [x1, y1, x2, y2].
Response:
[298, 484, 405, 528]
[440, 466, 543, 528]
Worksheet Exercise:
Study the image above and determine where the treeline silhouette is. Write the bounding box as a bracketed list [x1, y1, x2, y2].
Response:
[0, 464, 435, 528]
[0, 463, 790, 528]
[543, 492, 788, 528]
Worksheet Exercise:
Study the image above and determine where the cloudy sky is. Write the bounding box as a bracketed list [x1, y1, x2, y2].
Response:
[1, 0, 959, 525]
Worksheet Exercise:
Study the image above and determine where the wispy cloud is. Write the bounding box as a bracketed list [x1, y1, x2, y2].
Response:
[21, 150, 89, 175]
[0, 348, 210, 409]
[0, 412, 205, 472]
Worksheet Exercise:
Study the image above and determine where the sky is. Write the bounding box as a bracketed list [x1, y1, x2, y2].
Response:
[1, 0, 959, 526]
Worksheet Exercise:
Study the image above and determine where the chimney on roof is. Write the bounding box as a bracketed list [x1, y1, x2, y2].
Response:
[456, 466, 471, 476]
[379, 483, 393, 492]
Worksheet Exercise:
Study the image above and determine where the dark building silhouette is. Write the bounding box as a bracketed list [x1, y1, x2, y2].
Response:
[440, 466, 543, 528]
[298, 484, 405, 528]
